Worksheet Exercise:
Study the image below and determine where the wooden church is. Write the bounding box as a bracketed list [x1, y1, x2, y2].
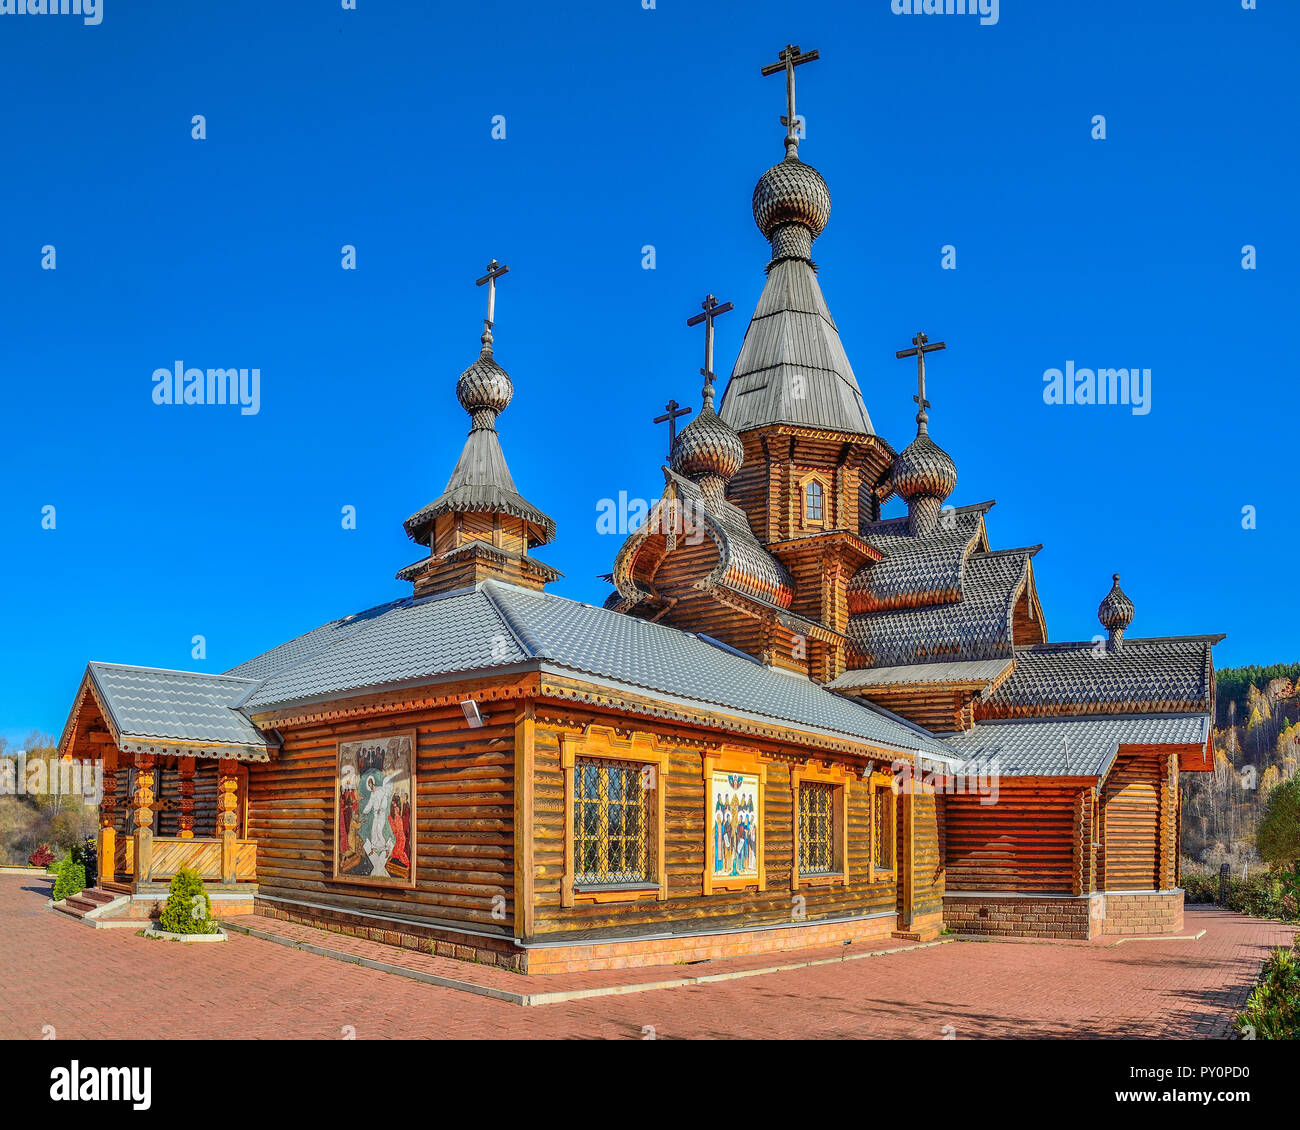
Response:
[56, 45, 1221, 971]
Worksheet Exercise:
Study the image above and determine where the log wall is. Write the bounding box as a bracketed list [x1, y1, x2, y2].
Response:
[943, 782, 1086, 893]
[246, 699, 518, 937]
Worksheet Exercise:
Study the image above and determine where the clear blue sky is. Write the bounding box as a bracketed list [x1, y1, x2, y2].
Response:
[2, 0, 1295, 746]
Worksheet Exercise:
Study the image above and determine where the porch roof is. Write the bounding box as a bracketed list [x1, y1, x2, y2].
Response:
[59, 663, 278, 763]
[935, 712, 1212, 779]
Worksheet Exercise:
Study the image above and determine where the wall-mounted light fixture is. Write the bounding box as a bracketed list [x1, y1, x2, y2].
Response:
[460, 699, 485, 729]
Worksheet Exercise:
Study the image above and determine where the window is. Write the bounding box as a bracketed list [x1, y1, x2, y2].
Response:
[574, 758, 647, 886]
[798, 782, 836, 875]
[804, 480, 824, 522]
[561, 726, 668, 906]
[873, 784, 896, 874]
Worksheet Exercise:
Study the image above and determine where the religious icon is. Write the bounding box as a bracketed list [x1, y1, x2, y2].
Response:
[334, 732, 416, 887]
[710, 770, 759, 880]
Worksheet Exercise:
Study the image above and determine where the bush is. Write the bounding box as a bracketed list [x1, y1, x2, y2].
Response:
[1236, 944, 1300, 1040]
[1183, 872, 1219, 904]
[27, 844, 54, 868]
[51, 857, 86, 902]
[1183, 869, 1300, 923]
[157, 867, 216, 934]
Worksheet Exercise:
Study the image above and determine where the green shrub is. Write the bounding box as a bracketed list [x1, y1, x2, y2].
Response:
[51, 857, 86, 902]
[1183, 873, 1218, 904]
[157, 867, 216, 934]
[1235, 944, 1300, 1040]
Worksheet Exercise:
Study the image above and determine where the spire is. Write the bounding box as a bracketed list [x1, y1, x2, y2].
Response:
[400, 260, 556, 595]
[890, 331, 957, 537]
[1098, 573, 1135, 651]
[671, 295, 744, 508]
[720, 43, 873, 439]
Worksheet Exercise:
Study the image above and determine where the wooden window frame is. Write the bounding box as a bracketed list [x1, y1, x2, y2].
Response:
[702, 749, 767, 895]
[796, 471, 830, 531]
[561, 726, 668, 907]
[869, 771, 897, 881]
[791, 761, 852, 889]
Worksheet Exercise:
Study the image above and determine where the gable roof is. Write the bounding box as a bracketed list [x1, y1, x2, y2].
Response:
[719, 257, 873, 436]
[61, 663, 277, 762]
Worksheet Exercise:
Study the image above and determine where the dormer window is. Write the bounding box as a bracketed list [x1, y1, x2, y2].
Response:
[804, 480, 824, 523]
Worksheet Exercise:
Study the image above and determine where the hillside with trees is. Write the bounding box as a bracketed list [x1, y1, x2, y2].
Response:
[1182, 663, 1300, 873]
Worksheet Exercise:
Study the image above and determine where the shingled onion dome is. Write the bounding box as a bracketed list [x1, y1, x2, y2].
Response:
[753, 154, 831, 268]
[671, 379, 744, 509]
[1098, 573, 1136, 651]
[402, 307, 555, 553]
[456, 324, 513, 430]
[891, 409, 957, 538]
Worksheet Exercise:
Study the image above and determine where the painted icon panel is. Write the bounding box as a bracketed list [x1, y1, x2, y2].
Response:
[334, 732, 416, 887]
[710, 770, 759, 880]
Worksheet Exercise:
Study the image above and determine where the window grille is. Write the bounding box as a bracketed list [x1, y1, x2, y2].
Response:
[874, 786, 895, 871]
[799, 781, 836, 875]
[574, 758, 648, 885]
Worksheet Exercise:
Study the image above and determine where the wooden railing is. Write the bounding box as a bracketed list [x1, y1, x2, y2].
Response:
[115, 836, 256, 883]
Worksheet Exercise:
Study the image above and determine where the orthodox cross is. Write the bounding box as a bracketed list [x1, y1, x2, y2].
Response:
[687, 293, 734, 387]
[761, 43, 819, 153]
[653, 399, 693, 457]
[895, 331, 946, 431]
[475, 258, 510, 334]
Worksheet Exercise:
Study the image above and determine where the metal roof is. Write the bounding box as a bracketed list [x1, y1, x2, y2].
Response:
[719, 256, 874, 436]
[826, 657, 1014, 692]
[233, 580, 953, 757]
[937, 713, 1211, 778]
[72, 663, 276, 761]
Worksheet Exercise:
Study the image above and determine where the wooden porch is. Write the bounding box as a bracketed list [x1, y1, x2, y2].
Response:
[98, 750, 257, 891]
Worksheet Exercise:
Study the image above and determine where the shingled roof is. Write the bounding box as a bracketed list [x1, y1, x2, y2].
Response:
[851, 502, 992, 613]
[848, 547, 1040, 668]
[979, 636, 1222, 719]
[612, 467, 795, 612]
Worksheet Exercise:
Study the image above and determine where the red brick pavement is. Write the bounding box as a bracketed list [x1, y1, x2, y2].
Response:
[1, 877, 1292, 1039]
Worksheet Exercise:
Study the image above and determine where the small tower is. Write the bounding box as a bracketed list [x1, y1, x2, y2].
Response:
[891, 332, 957, 537]
[1098, 573, 1135, 651]
[398, 260, 558, 597]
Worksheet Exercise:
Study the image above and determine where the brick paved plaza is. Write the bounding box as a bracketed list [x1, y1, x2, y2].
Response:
[1, 877, 1292, 1040]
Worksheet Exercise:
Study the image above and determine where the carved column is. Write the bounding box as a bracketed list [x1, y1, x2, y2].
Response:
[97, 750, 118, 884]
[217, 758, 239, 883]
[177, 756, 196, 839]
[133, 753, 156, 883]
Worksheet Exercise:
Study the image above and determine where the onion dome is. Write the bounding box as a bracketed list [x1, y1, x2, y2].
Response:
[753, 156, 831, 242]
[456, 327, 513, 431]
[891, 424, 957, 537]
[671, 380, 744, 506]
[1098, 573, 1135, 649]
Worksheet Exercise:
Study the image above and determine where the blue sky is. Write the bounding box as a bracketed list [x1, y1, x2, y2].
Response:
[1, 0, 1295, 745]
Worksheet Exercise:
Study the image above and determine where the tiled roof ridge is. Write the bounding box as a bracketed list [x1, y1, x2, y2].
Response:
[951, 708, 1210, 728]
[478, 581, 546, 659]
[90, 661, 259, 685]
[223, 597, 413, 694]
[970, 544, 1042, 560]
[1014, 633, 1225, 651]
